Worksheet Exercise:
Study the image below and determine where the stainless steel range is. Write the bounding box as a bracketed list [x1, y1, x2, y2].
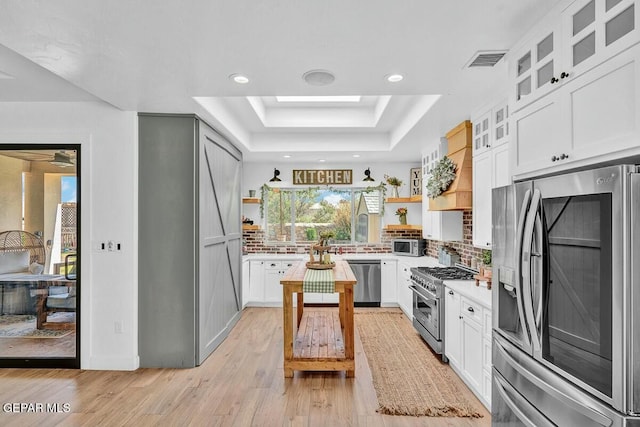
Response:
[409, 265, 475, 360]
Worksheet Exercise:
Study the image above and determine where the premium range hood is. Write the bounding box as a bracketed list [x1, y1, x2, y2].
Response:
[428, 120, 473, 211]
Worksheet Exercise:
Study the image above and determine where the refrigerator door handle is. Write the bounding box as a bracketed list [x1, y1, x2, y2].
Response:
[494, 334, 613, 426]
[514, 189, 533, 350]
[533, 209, 545, 342]
[493, 371, 554, 427]
[521, 189, 542, 353]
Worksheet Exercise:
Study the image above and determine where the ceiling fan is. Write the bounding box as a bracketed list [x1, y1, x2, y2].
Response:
[49, 151, 75, 167]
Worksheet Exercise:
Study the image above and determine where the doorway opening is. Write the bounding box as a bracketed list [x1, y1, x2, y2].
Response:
[0, 144, 81, 368]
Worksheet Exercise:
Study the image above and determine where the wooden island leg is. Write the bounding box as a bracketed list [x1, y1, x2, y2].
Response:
[344, 285, 355, 378]
[296, 292, 304, 326]
[283, 287, 294, 378]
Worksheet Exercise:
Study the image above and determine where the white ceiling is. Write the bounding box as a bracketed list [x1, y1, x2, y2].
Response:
[0, 0, 561, 162]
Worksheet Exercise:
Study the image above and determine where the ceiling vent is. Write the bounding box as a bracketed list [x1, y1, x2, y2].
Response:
[465, 50, 507, 68]
[302, 69, 335, 86]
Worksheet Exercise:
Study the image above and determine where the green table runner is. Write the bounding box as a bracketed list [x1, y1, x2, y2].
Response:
[303, 269, 335, 293]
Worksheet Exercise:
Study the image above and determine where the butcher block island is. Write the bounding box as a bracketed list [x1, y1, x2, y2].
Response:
[280, 259, 357, 377]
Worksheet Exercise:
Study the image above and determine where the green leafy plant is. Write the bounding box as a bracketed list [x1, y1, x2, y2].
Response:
[482, 249, 492, 267]
[384, 174, 403, 187]
[305, 228, 317, 241]
[426, 156, 457, 199]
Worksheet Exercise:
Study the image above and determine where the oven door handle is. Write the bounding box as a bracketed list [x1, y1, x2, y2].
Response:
[409, 285, 437, 301]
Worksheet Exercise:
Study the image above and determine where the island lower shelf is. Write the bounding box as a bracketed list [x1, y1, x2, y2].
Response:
[294, 310, 345, 360]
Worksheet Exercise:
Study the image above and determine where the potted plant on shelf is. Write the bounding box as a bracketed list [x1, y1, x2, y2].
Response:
[395, 207, 408, 225]
[384, 174, 403, 198]
[481, 249, 492, 278]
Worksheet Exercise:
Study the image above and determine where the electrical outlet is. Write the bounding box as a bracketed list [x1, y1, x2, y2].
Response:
[114, 321, 123, 334]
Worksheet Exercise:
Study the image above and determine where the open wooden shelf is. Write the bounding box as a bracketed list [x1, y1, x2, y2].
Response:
[242, 224, 260, 230]
[385, 195, 422, 203]
[383, 224, 422, 231]
[242, 197, 261, 204]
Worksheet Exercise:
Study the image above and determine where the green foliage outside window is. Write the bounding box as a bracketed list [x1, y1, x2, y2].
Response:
[260, 185, 384, 244]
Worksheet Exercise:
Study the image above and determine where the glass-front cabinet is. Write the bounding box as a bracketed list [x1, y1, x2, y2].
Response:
[562, 0, 638, 76]
[511, 0, 639, 112]
[511, 24, 562, 111]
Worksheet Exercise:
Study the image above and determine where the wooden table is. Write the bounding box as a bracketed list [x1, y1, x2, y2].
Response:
[0, 275, 75, 329]
[280, 259, 357, 377]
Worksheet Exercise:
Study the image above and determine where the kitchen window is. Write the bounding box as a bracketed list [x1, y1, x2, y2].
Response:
[264, 187, 382, 244]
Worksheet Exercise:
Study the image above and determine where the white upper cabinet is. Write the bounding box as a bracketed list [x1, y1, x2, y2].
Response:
[511, 22, 562, 111]
[512, 41, 640, 177]
[472, 112, 492, 155]
[510, 0, 640, 179]
[471, 100, 512, 248]
[511, 0, 639, 112]
[562, 0, 639, 78]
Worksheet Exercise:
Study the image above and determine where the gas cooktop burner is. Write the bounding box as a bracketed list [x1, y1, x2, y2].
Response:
[412, 266, 476, 281]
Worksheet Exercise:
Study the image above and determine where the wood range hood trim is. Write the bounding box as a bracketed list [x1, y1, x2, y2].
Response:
[428, 120, 473, 211]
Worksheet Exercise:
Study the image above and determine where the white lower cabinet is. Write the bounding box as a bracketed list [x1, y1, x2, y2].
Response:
[381, 260, 397, 305]
[444, 288, 461, 367]
[247, 259, 298, 306]
[444, 285, 492, 410]
[242, 260, 250, 307]
[397, 262, 413, 318]
[248, 260, 265, 303]
[461, 298, 484, 393]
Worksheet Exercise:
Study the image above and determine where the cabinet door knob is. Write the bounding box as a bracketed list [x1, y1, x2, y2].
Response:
[550, 77, 559, 84]
[560, 72, 569, 79]
[270, 263, 276, 267]
[551, 155, 558, 162]
[467, 307, 475, 313]
[560, 153, 569, 160]
[448, 290, 454, 295]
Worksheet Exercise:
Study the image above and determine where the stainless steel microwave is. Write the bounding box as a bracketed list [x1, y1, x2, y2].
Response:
[392, 239, 426, 257]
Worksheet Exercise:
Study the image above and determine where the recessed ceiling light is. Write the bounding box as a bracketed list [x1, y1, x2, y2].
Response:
[229, 74, 249, 84]
[352, 154, 360, 158]
[276, 96, 361, 103]
[318, 159, 326, 163]
[302, 69, 335, 86]
[283, 155, 291, 158]
[386, 74, 404, 83]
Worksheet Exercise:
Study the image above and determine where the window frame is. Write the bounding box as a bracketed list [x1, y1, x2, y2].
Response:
[263, 186, 383, 244]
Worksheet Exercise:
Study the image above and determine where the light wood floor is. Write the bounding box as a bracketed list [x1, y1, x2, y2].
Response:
[0, 307, 491, 426]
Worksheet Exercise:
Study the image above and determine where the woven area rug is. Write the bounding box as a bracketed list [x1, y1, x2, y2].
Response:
[0, 313, 73, 338]
[355, 311, 483, 417]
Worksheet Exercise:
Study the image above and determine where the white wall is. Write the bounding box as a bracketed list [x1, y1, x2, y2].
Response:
[243, 161, 422, 229]
[0, 101, 138, 370]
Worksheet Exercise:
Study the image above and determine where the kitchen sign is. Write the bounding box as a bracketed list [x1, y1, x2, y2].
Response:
[293, 169, 353, 185]
[410, 167, 422, 196]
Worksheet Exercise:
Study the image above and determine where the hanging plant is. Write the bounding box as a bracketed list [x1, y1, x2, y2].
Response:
[259, 184, 271, 219]
[426, 156, 457, 199]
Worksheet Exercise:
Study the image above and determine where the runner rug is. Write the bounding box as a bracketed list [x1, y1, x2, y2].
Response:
[355, 311, 483, 417]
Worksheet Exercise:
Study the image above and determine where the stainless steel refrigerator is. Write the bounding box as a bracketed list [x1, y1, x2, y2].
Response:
[491, 164, 640, 426]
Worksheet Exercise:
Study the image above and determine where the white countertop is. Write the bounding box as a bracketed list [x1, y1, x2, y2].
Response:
[243, 253, 444, 268]
[444, 280, 492, 309]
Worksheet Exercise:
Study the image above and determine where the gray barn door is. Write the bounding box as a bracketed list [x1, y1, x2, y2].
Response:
[198, 123, 242, 364]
